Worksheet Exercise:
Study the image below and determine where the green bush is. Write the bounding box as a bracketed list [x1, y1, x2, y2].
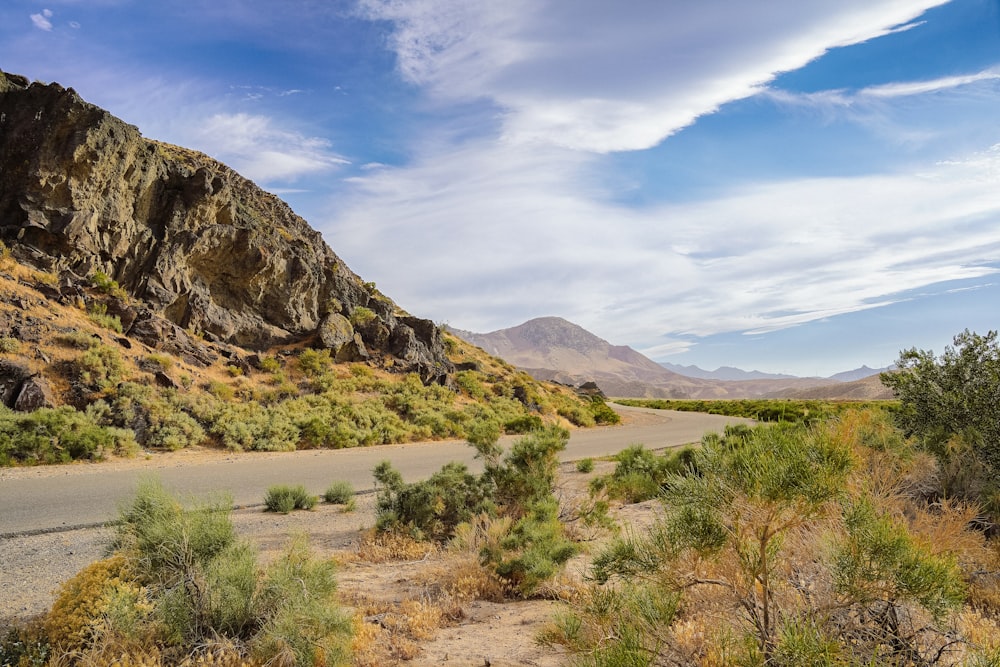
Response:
[0, 336, 20, 354]
[264, 484, 317, 513]
[86, 302, 123, 333]
[588, 397, 621, 424]
[374, 460, 490, 540]
[89, 480, 352, 662]
[349, 306, 376, 326]
[324, 480, 354, 504]
[73, 342, 127, 390]
[90, 270, 127, 298]
[0, 405, 137, 466]
[576, 458, 595, 473]
[297, 348, 333, 377]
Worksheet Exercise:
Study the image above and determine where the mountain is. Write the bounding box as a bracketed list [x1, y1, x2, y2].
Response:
[453, 317, 846, 399]
[827, 365, 889, 382]
[0, 70, 450, 383]
[660, 363, 798, 381]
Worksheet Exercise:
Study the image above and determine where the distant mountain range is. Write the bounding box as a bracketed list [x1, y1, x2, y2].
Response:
[452, 317, 893, 400]
[661, 362, 887, 383]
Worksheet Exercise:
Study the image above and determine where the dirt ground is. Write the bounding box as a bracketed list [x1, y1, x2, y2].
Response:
[1, 458, 652, 666]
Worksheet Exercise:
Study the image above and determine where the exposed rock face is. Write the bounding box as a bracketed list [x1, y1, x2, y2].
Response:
[13, 375, 57, 411]
[0, 70, 451, 383]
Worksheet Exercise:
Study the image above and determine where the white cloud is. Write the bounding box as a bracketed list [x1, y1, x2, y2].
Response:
[861, 70, 1000, 98]
[359, 0, 949, 153]
[189, 113, 348, 183]
[329, 136, 1000, 351]
[30, 9, 53, 31]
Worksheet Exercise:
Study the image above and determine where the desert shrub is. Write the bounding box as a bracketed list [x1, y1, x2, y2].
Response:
[206, 380, 236, 401]
[297, 348, 332, 377]
[39, 480, 356, 664]
[504, 413, 543, 433]
[264, 484, 317, 513]
[44, 553, 136, 652]
[591, 422, 854, 660]
[0, 336, 20, 353]
[455, 370, 486, 399]
[589, 444, 696, 504]
[0, 405, 137, 465]
[57, 330, 97, 349]
[86, 302, 123, 333]
[225, 364, 242, 377]
[557, 404, 595, 427]
[324, 480, 354, 504]
[834, 498, 965, 621]
[105, 383, 206, 451]
[254, 356, 279, 374]
[375, 424, 578, 596]
[251, 537, 352, 666]
[374, 460, 491, 541]
[576, 458, 594, 473]
[73, 341, 127, 389]
[208, 402, 299, 451]
[588, 397, 621, 424]
[0, 625, 51, 667]
[143, 353, 173, 372]
[349, 306, 376, 326]
[540, 581, 679, 664]
[91, 270, 127, 298]
[481, 495, 577, 597]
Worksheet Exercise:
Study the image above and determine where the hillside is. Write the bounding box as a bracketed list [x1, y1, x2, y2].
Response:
[0, 70, 603, 465]
[453, 317, 848, 399]
[0, 70, 451, 382]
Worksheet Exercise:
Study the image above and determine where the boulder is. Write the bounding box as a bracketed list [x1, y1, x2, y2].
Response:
[13, 375, 56, 411]
[0, 359, 30, 407]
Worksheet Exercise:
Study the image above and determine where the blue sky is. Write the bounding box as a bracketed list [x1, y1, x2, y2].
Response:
[3, 0, 999, 376]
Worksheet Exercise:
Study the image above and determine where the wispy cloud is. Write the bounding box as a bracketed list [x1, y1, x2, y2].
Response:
[30, 9, 53, 31]
[191, 113, 349, 183]
[359, 0, 949, 153]
[861, 70, 1000, 98]
[330, 136, 1000, 349]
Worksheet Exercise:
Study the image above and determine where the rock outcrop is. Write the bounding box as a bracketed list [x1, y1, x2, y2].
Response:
[0, 70, 451, 383]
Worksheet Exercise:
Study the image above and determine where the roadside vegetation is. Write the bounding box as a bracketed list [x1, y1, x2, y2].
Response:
[2, 479, 352, 667]
[614, 397, 895, 424]
[7, 273, 1000, 666]
[0, 256, 611, 467]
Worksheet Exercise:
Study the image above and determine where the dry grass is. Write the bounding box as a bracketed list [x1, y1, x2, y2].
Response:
[348, 528, 438, 564]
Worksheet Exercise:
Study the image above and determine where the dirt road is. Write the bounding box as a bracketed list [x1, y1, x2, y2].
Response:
[0, 405, 748, 537]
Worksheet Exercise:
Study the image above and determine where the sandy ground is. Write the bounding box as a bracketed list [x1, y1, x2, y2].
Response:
[0, 458, 651, 666]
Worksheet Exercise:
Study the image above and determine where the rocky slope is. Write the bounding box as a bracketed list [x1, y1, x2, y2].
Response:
[453, 317, 863, 399]
[0, 70, 450, 383]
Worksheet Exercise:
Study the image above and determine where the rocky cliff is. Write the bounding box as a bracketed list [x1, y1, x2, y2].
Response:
[0, 70, 451, 383]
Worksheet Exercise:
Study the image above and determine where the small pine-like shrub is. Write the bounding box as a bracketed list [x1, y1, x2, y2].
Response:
[0, 336, 20, 353]
[264, 484, 317, 514]
[324, 480, 354, 504]
[576, 458, 595, 473]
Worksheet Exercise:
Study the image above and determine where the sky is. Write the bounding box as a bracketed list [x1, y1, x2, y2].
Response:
[2, 0, 999, 377]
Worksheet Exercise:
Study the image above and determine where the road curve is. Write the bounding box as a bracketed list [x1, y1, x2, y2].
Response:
[0, 405, 749, 537]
